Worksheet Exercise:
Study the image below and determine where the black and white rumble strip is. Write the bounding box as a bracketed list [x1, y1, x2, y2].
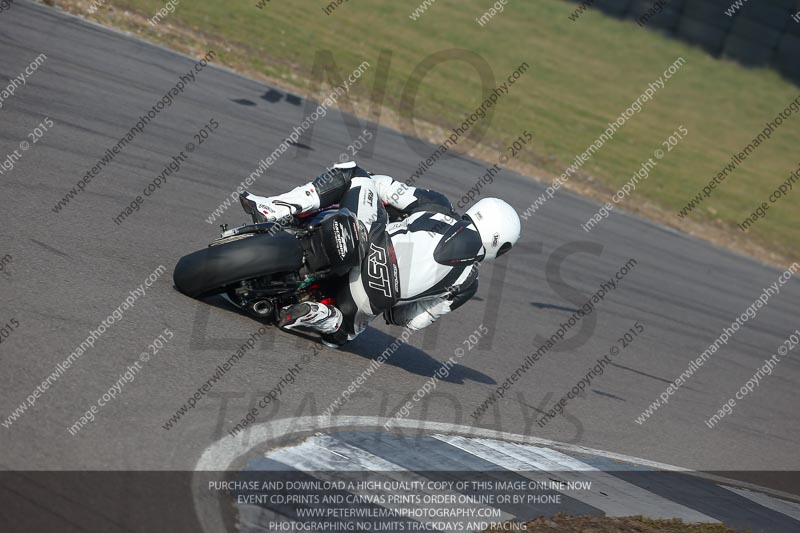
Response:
[194, 418, 800, 533]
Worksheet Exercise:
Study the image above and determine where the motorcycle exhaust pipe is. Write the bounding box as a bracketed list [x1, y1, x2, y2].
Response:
[250, 300, 273, 317]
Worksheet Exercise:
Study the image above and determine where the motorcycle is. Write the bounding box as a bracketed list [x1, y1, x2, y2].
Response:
[173, 207, 369, 324]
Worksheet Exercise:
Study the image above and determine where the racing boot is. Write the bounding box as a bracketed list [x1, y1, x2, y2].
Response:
[239, 182, 320, 224]
[278, 302, 347, 348]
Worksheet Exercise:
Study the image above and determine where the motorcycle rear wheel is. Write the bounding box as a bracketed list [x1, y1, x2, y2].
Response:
[173, 232, 304, 298]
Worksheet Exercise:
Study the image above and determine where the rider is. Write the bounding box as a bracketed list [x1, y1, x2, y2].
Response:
[239, 161, 520, 347]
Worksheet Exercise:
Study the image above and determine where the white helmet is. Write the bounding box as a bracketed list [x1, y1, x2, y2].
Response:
[465, 198, 521, 260]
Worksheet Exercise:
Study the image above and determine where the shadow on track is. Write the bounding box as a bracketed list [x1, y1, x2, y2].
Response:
[197, 296, 495, 386]
[338, 327, 496, 386]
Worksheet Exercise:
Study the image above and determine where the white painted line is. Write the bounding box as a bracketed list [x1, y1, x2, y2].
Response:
[262, 434, 514, 527]
[192, 416, 689, 533]
[238, 505, 322, 533]
[721, 485, 800, 523]
[191, 416, 790, 533]
[195, 416, 689, 472]
[266, 434, 409, 471]
[434, 435, 718, 523]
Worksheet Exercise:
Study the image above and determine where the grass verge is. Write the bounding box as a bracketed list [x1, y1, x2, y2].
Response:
[47, 0, 799, 266]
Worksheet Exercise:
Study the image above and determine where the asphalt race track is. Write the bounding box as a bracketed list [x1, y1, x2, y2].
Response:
[1, 1, 800, 530]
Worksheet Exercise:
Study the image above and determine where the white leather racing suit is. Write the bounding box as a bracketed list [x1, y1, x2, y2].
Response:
[328, 165, 482, 341]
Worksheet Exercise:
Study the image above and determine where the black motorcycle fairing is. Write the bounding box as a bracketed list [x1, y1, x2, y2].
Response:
[301, 210, 365, 277]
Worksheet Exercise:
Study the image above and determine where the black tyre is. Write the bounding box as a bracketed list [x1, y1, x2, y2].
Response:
[173, 232, 304, 298]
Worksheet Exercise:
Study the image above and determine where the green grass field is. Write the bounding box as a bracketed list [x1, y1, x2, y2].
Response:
[73, 0, 799, 260]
